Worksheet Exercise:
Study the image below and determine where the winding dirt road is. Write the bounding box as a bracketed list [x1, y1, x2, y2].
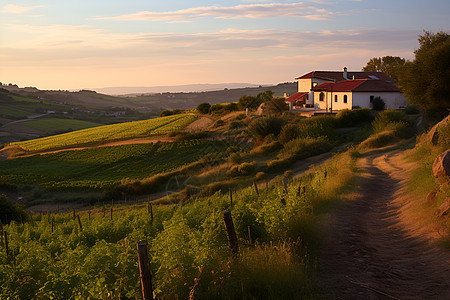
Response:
[319, 150, 450, 299]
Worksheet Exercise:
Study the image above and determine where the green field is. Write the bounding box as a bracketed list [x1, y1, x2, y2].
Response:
[10, 114, 197, 152]
[0, 140, 226, 191]
[0, 106, 36, 118]
[23, 118, 101, 132]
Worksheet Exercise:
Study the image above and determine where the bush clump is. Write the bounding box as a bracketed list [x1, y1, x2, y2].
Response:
[0, 194, 28, 224]
[372, 109, 414, 138]
[227, 162, 256, 177]
[371, 97, 386, 111]
[197, 102, 211, 114]
[279, 124, 300, 145]
[335, 108, 373, 127]
[279, 137, 334, 161]
[247, 117, 284, 140]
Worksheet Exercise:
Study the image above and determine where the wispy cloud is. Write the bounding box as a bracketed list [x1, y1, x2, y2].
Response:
[2, 23, 418, 59]
[0, 4, 45, 14]
[95, 2, 331, 21]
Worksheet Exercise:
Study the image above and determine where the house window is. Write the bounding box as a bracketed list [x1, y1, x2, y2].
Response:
[334, 95, 338, 103]
[306, 94, 309, 100]
[343, 95, 348, 103]
[319, 92, 324, 102]
[370, 95, 374, 103]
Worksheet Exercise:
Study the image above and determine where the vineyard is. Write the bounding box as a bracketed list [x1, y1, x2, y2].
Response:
[0, 151, 355, 299]
[9, 114, 197, 152]
[0, 140, 228, 191]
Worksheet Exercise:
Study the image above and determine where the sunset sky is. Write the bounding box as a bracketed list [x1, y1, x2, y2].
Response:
[1, 0, 449, 91]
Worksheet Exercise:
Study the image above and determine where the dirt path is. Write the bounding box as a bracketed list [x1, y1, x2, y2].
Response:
[185, 116, 214, 132]
[318, 150, 450, 299]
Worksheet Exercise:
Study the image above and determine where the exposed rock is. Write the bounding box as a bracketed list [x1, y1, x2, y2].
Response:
[426, 190, 438, 205]
[431, 130, 439, 146]
[432, 149, 450, 178]
[437, 198, 450, 217]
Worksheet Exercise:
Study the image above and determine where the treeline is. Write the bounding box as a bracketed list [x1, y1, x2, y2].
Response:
[363, 31, 449, 116]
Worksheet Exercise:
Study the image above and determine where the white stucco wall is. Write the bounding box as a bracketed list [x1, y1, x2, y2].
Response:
[331, 92, 353, 110]
[298, 79, 311, 92]
[314, 91, 353, 110]
[313, 91, 408, 110]
[352, 92, 408, 109]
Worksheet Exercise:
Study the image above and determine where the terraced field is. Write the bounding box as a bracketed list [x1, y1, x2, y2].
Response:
[10, 114, 197, 152]
[0, 139, 224, 191]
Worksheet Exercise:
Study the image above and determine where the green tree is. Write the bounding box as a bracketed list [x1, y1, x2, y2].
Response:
[196, 102, 211, 114]
[398, 31, 450, 112]
[362, 56, 406, 83]
[238, 95, 259, 110]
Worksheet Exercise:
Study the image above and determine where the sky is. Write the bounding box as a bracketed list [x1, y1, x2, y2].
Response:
[0, 0, 449, 91]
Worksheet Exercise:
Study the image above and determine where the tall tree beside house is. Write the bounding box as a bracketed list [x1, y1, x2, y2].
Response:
[398, 31, 450, 112]
[362, 56, 406, 83]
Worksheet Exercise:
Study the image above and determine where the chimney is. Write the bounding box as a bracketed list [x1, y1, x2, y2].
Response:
[343, 67, 348, 80]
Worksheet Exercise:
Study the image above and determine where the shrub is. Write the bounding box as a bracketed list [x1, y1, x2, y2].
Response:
[160, 110, 173, 117]
[335, 108, 373, 127]
[262, 98, 289, 115]
[214, 119, 225, 127]
[359, 130, 397, 149]
[250, 141, 282, 155]
[247, 117, 284, 140]
[279, 137, 334, 161]
[227, 162, 256, 176]
[372, 109, 410, 133]
[0, 194, 28, 224]
[229, 121, 241, 129]
[404, 104, 420, 115]
[436, 121, 450, 150]
[229, 153, 242, 164]
[196, 102, 211, 114]
[297, 116, 337, 140]
[279, 124, 300, 144]
[371, 97, 386, 111]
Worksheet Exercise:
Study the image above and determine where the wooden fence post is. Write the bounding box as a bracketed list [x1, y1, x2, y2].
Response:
[248, 225, 252, 244]
[73, 209, 76, 220]
[0, 222, 3, 247]
[148, 202, 153, 224]
[4, 231, 8, 256]
[77, 215, 83, 231]
[88, 211, 91, 220]
[52, 217, 55, 233]
[282, 178, 288, 194]
[253, 182, 259, 197]
[137, 242, 154, 300]
[223, 210, 239, 254]
[229, 187, 233, 208]
[110, 208, 113, 220]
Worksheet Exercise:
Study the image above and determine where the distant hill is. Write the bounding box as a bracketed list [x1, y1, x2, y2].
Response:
[89, 83, 265, 96]
[1, 82, 298, 112]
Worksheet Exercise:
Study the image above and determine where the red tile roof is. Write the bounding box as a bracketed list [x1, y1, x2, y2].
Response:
[285, 92, 308, 102]
[296, 71, 393, 82]
[312, 79, 400, 93]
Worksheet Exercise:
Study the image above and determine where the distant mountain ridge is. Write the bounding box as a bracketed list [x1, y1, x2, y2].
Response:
[85, 83, 268, 96]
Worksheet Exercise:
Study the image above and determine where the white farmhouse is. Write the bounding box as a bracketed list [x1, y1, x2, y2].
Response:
[285, 67, 408, 111]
